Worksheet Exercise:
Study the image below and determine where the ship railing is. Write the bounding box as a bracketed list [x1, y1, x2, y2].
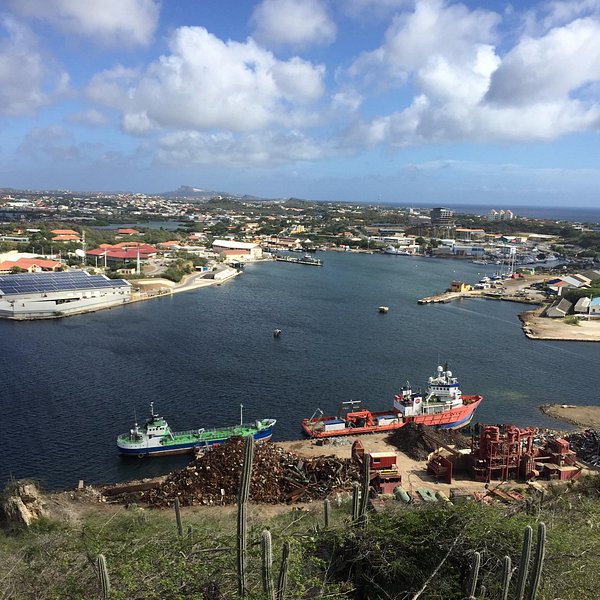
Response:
[175, 428, 207, 437]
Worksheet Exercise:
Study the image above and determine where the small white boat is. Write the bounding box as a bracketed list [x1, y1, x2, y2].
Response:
[378, 306, 389, 313]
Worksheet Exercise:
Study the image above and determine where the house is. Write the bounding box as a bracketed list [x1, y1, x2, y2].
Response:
[52, 234, 81, 242]
[51, 229, 79, 236]
[0, 258, 63, 274]
[450, 281, 472, 293]
[574, 297, 591, 313]
[158, 240, 182, 250]
[546, 298, 572, 318]
[591, 297, 600, 317]
[116, 228, 140, 235]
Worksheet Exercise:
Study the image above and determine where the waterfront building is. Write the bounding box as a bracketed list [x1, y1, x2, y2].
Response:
[212, 239, 263, 260]
[450, 281, 472, 293]
[545, 298, 572, 318]
[455, 228, 485, 241]
[452, 245, 486, 257]
[0, 271, 131, 319]
[574, 297, 591, 313]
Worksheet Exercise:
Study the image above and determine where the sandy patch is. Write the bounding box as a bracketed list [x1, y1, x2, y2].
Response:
[540, 404, 600, 429]
[521, 309, 600, 342]
[277, 434, 488, 495]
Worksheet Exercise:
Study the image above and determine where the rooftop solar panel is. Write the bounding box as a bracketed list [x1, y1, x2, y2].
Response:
[0, 271, 130, 296]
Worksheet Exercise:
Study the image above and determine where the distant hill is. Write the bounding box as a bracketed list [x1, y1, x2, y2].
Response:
[159, 185, 286, 203]
[160, 185, 247, 200]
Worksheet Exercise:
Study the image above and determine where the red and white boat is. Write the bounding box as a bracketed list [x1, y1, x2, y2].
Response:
[301, 364, 482, 438]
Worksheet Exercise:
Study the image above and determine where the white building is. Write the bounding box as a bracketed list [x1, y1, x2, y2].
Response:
[212, 240, 263, 261]
[0, 271, 131, 320]
[487, 209, 515, 221]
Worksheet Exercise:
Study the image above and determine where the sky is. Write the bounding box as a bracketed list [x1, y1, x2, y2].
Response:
[1, 0, 600, 206]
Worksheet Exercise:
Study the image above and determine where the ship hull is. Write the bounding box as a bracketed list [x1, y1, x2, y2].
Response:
[301, 397, 481, 438]
[118, 424, 274, 457]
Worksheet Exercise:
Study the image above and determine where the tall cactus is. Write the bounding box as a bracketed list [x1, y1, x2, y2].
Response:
[358, 454, 371, 519]
[515, 525, 533, 600]
[351, 482, 360, 521]
[500, 555, 512, 600]
[323, 499, 331, 528]
[526, 522, 546, 600]
[261, 530, 275, 600]
[276, 540, 290, 600]
[174, 497, 184, 538]
[96, 554, 110, 599]
[466, 551, 481, 600]
[237, 436, 255, 597]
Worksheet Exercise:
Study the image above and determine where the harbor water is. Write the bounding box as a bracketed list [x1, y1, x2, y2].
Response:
[2, 252, 599, 489]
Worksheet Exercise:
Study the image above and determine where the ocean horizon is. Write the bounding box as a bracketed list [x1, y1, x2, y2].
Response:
[391, 203, 600, 224]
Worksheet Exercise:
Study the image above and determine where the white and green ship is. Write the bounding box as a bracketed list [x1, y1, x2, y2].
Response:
[117, 403, 276, 457]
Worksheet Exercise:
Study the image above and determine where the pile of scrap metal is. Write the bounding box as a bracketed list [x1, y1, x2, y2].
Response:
[565, 430, 600, 467]
[471, 425, 581, 483]
[107, 438, 362, 507]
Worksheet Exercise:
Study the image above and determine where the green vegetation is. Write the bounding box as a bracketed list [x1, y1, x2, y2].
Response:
[562, 280, 600, 304]
[563, 315, 580, 326]
[3, 475, 600, 598]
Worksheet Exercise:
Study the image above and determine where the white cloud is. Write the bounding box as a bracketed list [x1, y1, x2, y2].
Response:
[486, 17, 600, 106]
[156, 129, 326, 167]
[0, 16, 68, 116]
[87, 26, 326, 134]
[344, 0, 600, 146]
[9, 0, 159, 46]
[349, 0, 499, 83]
[250, 0, 336, 49]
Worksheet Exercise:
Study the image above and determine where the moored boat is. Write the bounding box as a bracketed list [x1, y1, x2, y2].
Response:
[301, 364, 482, 438]
[275, 254, 323, 266]
[117, 403, 276, 457]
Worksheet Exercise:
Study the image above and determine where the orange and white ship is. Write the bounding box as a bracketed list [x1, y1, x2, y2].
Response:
[301, 363, 482, 438]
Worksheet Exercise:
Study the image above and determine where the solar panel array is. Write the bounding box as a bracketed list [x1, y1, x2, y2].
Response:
[0, 271, 130, 296]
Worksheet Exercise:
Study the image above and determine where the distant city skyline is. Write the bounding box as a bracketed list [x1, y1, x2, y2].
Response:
[1, 0, 600, 206]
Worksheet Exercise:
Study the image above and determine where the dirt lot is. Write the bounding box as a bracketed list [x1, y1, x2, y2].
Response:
[278, 434, 488, 496]
[540, 404, 600, 429]
[521, 308, 600, 341]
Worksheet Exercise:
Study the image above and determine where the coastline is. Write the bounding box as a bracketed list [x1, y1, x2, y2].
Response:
[418, 273, 600, 342]
[540, 404, 600, 429]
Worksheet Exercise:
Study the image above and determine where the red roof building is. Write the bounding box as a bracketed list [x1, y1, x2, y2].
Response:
[0, 258, 63, 273]
[51, 229, 79, 235]
[117, 228, 140, 235]
[52, 234, 81, 242]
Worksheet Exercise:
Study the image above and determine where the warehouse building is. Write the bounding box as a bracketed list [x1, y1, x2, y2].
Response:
[0, 271, 131, 319]
[212, 240, 263, 261]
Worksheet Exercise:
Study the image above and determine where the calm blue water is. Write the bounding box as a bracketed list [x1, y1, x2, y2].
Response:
[403, 203, 600, 223]
[2, 253, 599, 490]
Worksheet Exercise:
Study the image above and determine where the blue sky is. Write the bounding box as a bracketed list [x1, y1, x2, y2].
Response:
[1, 0, 600, 206]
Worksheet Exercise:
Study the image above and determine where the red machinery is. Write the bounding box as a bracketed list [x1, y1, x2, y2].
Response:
[471, 425, 580, 482]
